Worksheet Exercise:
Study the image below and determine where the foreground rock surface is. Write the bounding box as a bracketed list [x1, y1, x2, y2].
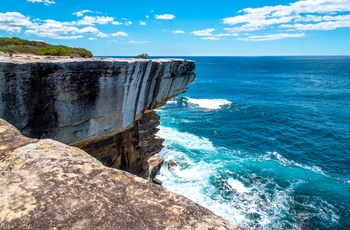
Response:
[0, 56, 195, 177]
[0, 119, 241, 229]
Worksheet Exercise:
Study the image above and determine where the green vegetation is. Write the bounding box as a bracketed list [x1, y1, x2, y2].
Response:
[135, 53, 149, 59]
[0, 37, 93, 58]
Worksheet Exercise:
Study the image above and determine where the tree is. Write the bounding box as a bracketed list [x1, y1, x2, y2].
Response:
[135, 53, 149, 59]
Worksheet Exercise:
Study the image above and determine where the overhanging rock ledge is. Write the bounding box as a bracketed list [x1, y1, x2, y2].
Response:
[0, 56, 195, 177]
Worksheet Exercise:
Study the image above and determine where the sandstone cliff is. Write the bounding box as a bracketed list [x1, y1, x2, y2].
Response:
[0, 56, 195, 177]
[0, 118, 242, 229]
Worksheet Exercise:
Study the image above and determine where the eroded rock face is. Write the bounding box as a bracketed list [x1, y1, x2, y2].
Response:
[0, 57, 195, 176]
[0, 119, 242, 229]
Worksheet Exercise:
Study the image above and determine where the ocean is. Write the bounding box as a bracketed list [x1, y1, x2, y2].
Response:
[154, 56, 350, 229]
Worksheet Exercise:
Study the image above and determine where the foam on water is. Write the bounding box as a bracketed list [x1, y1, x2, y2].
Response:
[186, 97, 232, 110]
[156, 125, 341, 229]
[227, 178, 250, 194]
[158, 126, 216, 152]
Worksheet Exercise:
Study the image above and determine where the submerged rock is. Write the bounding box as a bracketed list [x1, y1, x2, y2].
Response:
[0, 118, 242, 229]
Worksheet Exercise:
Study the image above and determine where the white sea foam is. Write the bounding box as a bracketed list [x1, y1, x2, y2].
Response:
[187, 98, 232, 110]
[156, 126, 340, 229]
[156, 126, 296, 229]
[166, 100, 177, 104]
[227, 178, 250, 194]
[158, 126, 216, 152]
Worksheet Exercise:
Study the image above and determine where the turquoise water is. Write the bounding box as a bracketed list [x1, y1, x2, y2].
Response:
[154, 56, 350, 229]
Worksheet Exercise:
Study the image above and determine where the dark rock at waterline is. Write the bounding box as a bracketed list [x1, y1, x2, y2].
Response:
[168, 159, 178, 169]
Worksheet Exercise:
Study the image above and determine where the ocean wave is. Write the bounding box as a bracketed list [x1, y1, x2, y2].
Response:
[262, 151, 327, 176]
[158, 126, 216, 152]
[157, 153, 299, 229]
[227, 178, 250, 194]
[156, 125, 342, 229]
[166, 96, 232, 110]
[187, 97, 232, 110]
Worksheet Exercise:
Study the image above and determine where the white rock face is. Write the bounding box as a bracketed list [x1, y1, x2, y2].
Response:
[0, 58, 195, 145]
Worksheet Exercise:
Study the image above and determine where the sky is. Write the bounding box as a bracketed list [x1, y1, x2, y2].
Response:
[1, 0, 350, 56]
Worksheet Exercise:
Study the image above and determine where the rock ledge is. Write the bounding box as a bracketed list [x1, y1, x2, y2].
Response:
[0, 119, 242, 229]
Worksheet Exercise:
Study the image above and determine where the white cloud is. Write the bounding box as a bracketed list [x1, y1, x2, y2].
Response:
[0, 11, 122, 40]
[112, 21, 123, 25]
[222, 0, 350, 35]
[125, 21, 132, 26]
[215, 33, 239, 37]
[191, 28, 215, 36]
[88, 37, 97, 40]
[27, 0, 55, 6]
[0, 12, 33, 33]
[25, 19, 80, 39]
[79, 26, 108, 37]
[172, 30, 185, 34]
[239, 33, 305, 41]
[129, 40, 148, 44]
[139, 21, 146, 26]
[155, 14, 175, 20]
[73, 10, 92, 17]
[145, 15, 150, 19]
[201, 36, 220, 40]
[52, 35, 83, 40]
[77, 16, 114, 25]
[282, 14, 350, 30]
[112, 31, 128, 37]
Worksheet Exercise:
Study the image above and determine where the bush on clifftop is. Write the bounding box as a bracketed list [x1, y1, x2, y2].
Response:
[135, 53, 149, 59]
[0, 37, 93, 58]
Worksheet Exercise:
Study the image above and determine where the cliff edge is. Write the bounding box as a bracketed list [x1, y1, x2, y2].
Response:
[0, 56, 195, 177]
[0, 118, 242, 229]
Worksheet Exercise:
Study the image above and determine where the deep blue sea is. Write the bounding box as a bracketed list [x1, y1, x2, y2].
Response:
[154, 56, 350, 229]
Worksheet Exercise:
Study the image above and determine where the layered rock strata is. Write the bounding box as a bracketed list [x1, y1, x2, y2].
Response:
[0, 57, 195, 177]
[0, 118, 242, 229]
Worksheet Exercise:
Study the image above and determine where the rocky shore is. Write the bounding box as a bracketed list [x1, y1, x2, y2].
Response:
[0, 55, 242, 229]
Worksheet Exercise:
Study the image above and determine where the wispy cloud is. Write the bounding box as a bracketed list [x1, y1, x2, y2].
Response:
[222, 0, 350, 36]
[139, 21, 146, 26]
[128, 40, 148, 44]
[88, 37, 97, 40]
[201, 36, 220, 41]
[27, 0, 55, 6]
[124, 21, 132, 26]
[155, 14, 175, 20]
[76, 16, 114, 25]
[73, 10, 92, 17]
[112, 21, 123, 25]
[112, 31, 128, 37]
[172, 30, 185, 34]
[79, 26, 108, 37]
[191, 28, 215, 36]
[239, 33, 305, 41]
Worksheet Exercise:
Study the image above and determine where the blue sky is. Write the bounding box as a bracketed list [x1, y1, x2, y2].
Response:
[1, 0, 350, 56]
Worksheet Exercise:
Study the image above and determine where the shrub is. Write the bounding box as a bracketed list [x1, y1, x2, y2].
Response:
[0, 37, 93, 58]
[135, 53, 149, 59]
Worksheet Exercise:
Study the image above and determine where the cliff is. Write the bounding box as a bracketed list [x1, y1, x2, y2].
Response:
[0, 118, 241, 229]
[0, 56, 195, 177]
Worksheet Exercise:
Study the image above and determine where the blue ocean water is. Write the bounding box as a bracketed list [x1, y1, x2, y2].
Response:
[155, 56, 350, 229]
